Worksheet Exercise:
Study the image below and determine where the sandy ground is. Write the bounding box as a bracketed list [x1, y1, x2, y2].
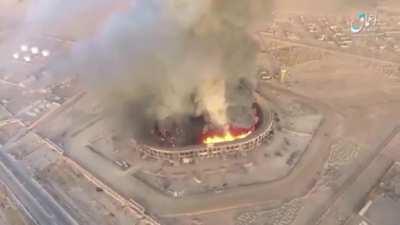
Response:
[37, 159, 141, 225]
[1, 1, 400, 225]
[0, 182, 34, 225]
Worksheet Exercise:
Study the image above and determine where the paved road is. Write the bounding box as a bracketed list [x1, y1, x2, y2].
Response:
[314, 127, 400, 225]
[0, 142, 78, 225]
[260, 33, 400, 66]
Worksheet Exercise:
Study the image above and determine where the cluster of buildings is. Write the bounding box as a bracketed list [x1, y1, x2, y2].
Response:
[263, 11, 400, 59]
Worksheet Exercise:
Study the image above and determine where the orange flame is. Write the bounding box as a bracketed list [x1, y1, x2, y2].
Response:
[203, 131, 251, 144]
[202, 128, 252, 144]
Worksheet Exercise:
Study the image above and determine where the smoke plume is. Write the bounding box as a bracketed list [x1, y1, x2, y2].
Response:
[42, 0, 271, 143]
[21, 0, 380, 144]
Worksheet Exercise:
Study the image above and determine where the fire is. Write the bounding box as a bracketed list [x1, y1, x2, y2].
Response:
[201, 126, 253, 145]
[203, 130, 251, 144]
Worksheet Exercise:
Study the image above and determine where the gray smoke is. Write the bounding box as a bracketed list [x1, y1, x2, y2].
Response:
[23, 0, 129, 38]
[21, 0, 379, 142]
[48, 0, 273, 141]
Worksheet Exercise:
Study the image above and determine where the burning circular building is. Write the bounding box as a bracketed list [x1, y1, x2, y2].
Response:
[72, 0, 276, 164]
[133, 81, 274, 163]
